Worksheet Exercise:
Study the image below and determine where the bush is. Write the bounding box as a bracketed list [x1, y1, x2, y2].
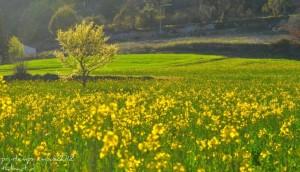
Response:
[4, 73, 60, 81]
[8, 36, 24, 63]
[43, 73, 60, 81]
[13, 63, 29, 79]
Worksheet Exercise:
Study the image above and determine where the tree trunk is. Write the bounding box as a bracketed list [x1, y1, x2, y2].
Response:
[81, 72, 89, 88]
[82, 76, 87, 87]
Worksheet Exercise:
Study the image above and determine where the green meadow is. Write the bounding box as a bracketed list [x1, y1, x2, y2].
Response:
[1, 54, 300, 80]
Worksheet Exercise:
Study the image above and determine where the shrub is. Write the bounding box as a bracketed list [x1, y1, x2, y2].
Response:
[12, 64, 31, 80]
[8, 36, 24, 63]
[42, 73, 59, 81]
[13, 63, 27, 75]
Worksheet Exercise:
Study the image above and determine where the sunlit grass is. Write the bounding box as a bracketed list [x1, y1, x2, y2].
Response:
[0, 54, 300, 80]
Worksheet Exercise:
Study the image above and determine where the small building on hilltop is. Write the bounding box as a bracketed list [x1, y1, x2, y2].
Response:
[24, 45, 37, 58]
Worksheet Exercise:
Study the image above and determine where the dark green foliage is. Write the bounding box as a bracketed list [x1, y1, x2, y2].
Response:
[48, 5, 79, 34]
[0, 0, 297, 45]
[0, 16, 7, 64]
[112, 0, 140, 31]
[262, 0, 294, 16]
[17, 0, 53, 43]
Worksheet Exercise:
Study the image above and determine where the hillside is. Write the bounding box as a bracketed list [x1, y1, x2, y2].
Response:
[0, 0, 297, 47]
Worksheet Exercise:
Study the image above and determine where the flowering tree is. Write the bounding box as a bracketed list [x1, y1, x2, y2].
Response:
[56, 21, 118, 87]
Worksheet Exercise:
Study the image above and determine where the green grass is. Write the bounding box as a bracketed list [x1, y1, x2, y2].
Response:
[1, 54, 300, 80]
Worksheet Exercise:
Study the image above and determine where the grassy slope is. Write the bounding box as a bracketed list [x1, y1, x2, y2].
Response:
[1, 54, 300, 80]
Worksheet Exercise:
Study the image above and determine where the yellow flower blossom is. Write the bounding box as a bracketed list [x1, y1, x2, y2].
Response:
[173, 162, 185, 172]
[100, 131, 119, 158]
[220, 125, 239, 143]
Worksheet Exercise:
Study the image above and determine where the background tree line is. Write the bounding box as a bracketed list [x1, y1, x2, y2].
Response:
[0, 0, 298, 62]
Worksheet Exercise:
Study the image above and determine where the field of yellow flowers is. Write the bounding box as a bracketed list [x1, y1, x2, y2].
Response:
[1, 76, 300, 172]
